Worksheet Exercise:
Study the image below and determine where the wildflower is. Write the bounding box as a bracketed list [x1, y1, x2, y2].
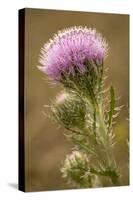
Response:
[38, 26, 108, 81]
[38, 27, 121, 188]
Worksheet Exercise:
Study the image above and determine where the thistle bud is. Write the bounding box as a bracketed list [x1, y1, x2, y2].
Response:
[51, 91, 86, 129]
[61, 151, 101, 187]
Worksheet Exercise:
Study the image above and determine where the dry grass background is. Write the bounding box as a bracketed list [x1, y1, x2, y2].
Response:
[24, 8, 129, 191]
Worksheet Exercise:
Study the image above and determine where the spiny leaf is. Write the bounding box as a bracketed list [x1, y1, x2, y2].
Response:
[114, 105, 124, 111]
[71, 137, 98, 158]
[108, 86, 115, 128]
[93, 110, 96, 136]
[90, 167, 119, 179]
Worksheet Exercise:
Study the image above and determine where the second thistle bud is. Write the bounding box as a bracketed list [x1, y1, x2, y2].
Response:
[51, 91, 86, 129]
[61, 151, 90, 187]
[61, 150, 101, 188]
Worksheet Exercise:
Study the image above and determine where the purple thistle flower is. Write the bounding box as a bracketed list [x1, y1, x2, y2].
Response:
[38, 26, 108, 81]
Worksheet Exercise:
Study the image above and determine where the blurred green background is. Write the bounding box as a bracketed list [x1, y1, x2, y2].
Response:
[24, 8, 129, 191]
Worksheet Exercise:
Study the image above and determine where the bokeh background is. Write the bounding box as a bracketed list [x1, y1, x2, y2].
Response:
[24, 8, 129, 191]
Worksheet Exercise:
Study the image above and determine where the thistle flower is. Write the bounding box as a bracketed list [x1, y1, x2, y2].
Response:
[39, 26, 108, 81]
[38, 27, 121, 188]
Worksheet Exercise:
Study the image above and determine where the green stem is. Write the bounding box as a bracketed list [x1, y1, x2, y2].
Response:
[95, 104, 120, 185]
[85, 88, 120, 186]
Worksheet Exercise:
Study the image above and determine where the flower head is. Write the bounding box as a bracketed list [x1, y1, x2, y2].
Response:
[39, 26, 108, 81]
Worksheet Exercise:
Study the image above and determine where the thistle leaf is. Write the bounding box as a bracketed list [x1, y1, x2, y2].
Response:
[108, 86, 115, 128]
[90, 167, 119, 180]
